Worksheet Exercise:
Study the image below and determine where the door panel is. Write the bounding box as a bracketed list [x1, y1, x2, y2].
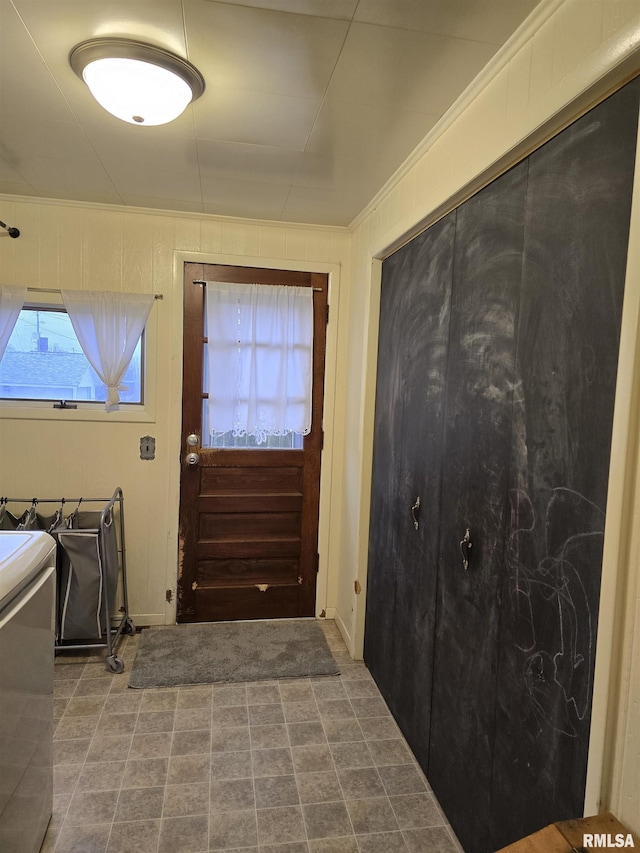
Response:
[363, 254, 406, 705]
[365, 212, 455, 770]
[194, 586, 301, 621]
[490, 78, 640, 851]
[428, 163, 527, 853]
[390, 213, 456, 770]
[178, 263, 327, 622]
[198, 559, 299, 584]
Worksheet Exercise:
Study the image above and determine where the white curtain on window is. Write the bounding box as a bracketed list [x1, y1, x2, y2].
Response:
[205, 282, 314, 444]
[62, 290, 154, 411]
[0, 285, 26, 360]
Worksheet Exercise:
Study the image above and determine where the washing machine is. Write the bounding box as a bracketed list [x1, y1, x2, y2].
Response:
[0, 531, 56, 853]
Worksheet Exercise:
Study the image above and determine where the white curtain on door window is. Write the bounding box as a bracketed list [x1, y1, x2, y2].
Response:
[0, 285, 26, 360]
[62, 289, 154, 411]
[205, 282, 314, 444]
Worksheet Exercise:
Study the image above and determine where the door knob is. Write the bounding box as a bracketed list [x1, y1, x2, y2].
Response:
[460, 528, 472, 570]
[186, 433, 200, 446]
[411, 496, 421, 530]
[186, 452, 199, 466]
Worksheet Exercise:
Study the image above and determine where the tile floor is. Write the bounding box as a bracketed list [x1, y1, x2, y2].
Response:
[44, 620, 463, 853]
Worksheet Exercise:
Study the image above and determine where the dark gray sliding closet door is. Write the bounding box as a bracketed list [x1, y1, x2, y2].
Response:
[427, 162, 528, 853]
[365, 75, 640, 853]
[490, 77, 640, 851]
[364, 244, 407, 702]
[364, 213, 455, 766]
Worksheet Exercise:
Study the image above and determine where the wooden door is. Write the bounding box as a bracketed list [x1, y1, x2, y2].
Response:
[489, 78, 640, 851]
[178, 262, 328, 622]
[364, 212, 455, 771]
[427, 162, 527, 853]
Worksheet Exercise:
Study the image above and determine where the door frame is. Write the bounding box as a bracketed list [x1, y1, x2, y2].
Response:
[178, 262, 327, 622]
[168, 250, 343, 625]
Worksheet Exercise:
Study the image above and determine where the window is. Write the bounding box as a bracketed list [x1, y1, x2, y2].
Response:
[0, 306, 143, 404]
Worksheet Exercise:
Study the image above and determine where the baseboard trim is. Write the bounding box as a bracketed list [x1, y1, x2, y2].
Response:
[334, 610, 356, 659]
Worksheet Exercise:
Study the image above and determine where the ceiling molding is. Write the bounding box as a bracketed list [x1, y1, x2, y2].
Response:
[348, 0, 567, 232]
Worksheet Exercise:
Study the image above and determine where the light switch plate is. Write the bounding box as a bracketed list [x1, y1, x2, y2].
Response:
[140, 435, 156, 460]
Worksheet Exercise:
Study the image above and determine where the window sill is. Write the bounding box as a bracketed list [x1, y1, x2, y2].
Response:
[0, 400, 155, 423]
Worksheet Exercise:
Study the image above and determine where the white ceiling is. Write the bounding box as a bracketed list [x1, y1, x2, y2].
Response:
[0, 0, 539, 227]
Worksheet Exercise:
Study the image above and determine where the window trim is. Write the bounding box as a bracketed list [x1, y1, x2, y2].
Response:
[0, 298, 157, 423]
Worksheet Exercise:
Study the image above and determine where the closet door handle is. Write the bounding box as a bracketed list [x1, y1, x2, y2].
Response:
[460, 528, 472, 570]
[411, 496, 421, 530]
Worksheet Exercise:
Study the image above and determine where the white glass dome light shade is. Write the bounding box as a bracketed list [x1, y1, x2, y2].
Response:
[82, 57, 193, 125]
[70, 38, 205, 127]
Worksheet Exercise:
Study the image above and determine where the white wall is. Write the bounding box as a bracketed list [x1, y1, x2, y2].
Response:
[0, 201, 351, 627]
[337, 0, 640, 834]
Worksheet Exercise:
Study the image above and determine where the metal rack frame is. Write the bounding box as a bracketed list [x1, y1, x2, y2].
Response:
[0, 487, 133, 672]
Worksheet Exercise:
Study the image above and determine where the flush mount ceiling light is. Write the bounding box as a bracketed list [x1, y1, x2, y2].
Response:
[69, 38, 205, 126]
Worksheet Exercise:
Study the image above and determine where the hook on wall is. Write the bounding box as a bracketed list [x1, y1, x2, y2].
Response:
[0, 220, 20, 238]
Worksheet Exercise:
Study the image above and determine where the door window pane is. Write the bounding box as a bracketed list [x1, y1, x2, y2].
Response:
[201, 292, 304, 449]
